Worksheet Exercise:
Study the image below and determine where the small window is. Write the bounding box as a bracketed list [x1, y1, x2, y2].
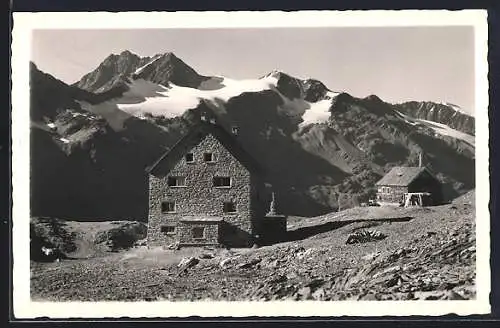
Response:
[161, 225, 176, 234]
[213, 177, 231, 187]
[231, 126, 239, 135]
[185, 153, 194, 163]
[161, 201, 176, 213]
[204, 153, 214, 162]
[192, 227, 205, 239]
[167, 176, 186, 187]
[223, 201, 236, 213]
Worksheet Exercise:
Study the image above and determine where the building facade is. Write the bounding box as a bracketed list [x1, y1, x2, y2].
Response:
[375, 166, 442, 206]
[146, 120, 271, 248]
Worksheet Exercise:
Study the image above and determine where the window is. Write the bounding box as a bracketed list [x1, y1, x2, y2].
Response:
[161, 201, 176, 213]
[213, 177, 231, 187]
[185, 153, 194, 163]
[204, 153, 214, 162]
[223, 201, 236, 213]
[192, 227, 205, 239]
[161, 225, 176, 234]
[379, 187, 390, 193]
[167, 176, 186, 187]
[231, 126, 239, 135]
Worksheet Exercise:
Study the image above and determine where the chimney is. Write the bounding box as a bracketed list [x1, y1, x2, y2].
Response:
[419, 152, 423, 168]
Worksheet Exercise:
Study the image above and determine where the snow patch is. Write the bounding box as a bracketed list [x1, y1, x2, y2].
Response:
[59, 137, 70, 144]
[393, 110, 418, 126]
[392, 109, 474, 146]
[418, 118, 475, 146]
[133, 55, 162, 75]
[298, 91, 337, 128]
[114, 76, 279, 118]
[47, 122, 56, 129]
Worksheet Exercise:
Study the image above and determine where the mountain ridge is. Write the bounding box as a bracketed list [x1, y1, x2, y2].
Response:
[29, 52, 475, 220]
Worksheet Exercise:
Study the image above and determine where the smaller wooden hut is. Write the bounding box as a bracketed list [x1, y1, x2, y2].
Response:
[375, 165, 442, 206]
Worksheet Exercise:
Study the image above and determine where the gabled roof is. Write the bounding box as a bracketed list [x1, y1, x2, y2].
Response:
[146, 120, 266, 177]
[375, 166, 436, 186]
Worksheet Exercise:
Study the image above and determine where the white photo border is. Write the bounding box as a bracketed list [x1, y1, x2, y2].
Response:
[11, 10, 490, 318]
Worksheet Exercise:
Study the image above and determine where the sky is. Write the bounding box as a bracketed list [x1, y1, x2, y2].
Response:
[31, 27, 475, 114]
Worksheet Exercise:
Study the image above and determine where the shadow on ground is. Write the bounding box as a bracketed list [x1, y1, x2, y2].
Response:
[285, 216, 413, 242]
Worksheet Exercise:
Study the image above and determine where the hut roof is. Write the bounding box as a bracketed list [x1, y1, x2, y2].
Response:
[375, 166, 433, 187]
[146, 120, 265, 177]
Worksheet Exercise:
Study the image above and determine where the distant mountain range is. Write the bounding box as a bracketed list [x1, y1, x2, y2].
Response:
[29, 50, 475, 220]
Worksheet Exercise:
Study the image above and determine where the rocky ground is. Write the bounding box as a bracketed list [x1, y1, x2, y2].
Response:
[30, 191, 475, 302]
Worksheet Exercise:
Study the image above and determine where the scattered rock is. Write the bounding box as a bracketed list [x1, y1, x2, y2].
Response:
[305, 278, 325, 290]
[296, 286, 312, 300]
[312, 287, 325, 300]
[237, 258, 262, 269]
[177, 257, 199, 275]
[346, 229, 387, 244]
[219, 256, 239, 269]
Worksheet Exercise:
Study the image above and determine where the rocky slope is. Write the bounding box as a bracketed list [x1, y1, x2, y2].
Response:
[29, 51, 476, 220]
[75, 51, 210, 93]
[75, 50, 150, 93]
[394, 101, 475, 136]
[30, 191, 475, 301]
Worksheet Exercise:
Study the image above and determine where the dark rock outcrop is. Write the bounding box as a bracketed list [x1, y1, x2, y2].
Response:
[394, 101, 474, 135]
[75, 50, 150, 93]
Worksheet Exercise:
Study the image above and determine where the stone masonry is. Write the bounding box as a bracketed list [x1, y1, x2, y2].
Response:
[147, 128, 268, 248]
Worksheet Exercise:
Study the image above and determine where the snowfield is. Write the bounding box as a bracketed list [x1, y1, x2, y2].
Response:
[114, 76, 280, 118]
[81, 71, 474, 146]
[418, 118, 475, 146]
[393, 110, 474, 146]
[88, 73, 339, 129]
[299, 92, 339, 128]
[393, 110, 419, 126]
[133, 55, 162, 75]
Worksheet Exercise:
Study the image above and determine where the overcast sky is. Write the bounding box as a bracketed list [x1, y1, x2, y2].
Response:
[31, 27, 475, 114]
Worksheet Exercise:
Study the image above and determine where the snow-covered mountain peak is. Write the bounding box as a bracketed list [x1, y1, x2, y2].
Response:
[262, 69, 287, 80]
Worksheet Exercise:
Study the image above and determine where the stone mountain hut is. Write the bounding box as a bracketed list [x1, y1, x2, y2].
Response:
[146, 118, 286, 248]
[375, 154, 442, 206]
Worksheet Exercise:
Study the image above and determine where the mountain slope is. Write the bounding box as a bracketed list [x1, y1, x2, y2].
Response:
[30, 52, 475, 220]
[76, 51, 211, 93]
[394, 101, 475, 136]
[75, 50, 151, 93]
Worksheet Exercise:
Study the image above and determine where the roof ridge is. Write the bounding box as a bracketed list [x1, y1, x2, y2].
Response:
[375, 165, 433, 186]
[146, 120, 265, 176]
